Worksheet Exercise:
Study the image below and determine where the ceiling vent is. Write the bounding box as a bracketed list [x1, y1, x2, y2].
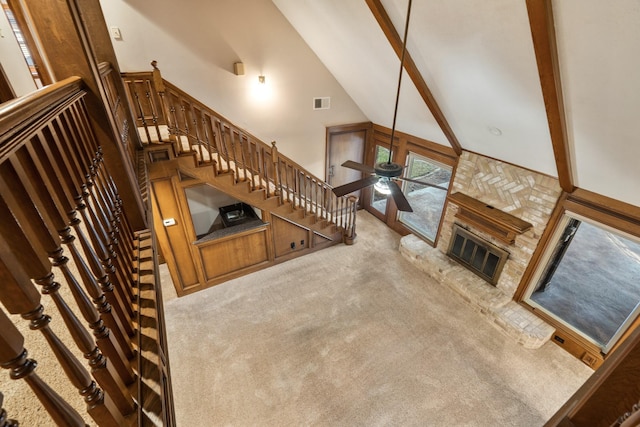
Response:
[313, 97, 330, 110]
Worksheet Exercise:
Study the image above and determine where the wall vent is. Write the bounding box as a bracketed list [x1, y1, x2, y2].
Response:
[313, 97, 330, 110]
[447, 224, 509, 286]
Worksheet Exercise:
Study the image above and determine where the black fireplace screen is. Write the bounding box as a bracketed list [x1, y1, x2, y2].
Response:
[447, 224, 509, 285]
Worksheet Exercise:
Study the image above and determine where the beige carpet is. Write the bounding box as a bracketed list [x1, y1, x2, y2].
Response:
[162, 210, 593, 426]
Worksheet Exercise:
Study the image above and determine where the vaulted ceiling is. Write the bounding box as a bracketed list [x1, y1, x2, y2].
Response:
[272, 0, 640, 208]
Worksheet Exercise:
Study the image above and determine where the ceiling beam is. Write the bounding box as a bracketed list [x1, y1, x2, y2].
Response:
[526, 0, 574, 192]
[365, 0, 462, 156]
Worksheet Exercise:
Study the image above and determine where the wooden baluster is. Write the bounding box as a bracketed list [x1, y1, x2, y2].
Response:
[229, 130, 240, 180]
[217, 122, 231, 173]
[25, 134, 135, 343]
[255, 144, 264, 190]
[238, 133, 248, 182]
[300, 172, 306, 213]
[0, 252, 129, 424]
[144, 79, 162, 141]
[45, 116, 132, 309]
[262, 147, 270, 197]
[188, 105, 203, 161]
[0, 391, 19, 427]
[76, 191, 135, 324]
[207, 116, 222, 171]
[285, 164, 292, 206]
[277, 159, 284, 205]
[0, 310, 86, 427]
[201, 116, 213, 164]
[62, 107, 137, 291]
[129, 80, 152, 144]
[169, 104, 180, 153]
[60, 110, 136, 314]
[247, 139, 257, 190]
[0, 169, 135, 396]
[12, 148, 133, 358]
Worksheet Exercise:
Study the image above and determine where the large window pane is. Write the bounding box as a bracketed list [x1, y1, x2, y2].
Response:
[398, 153, 451, 243]
[526, 215, 640, 352]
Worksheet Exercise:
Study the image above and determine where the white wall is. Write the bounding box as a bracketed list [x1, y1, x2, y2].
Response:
[0, 8, 37, 97]
[99, 0, 367, 178]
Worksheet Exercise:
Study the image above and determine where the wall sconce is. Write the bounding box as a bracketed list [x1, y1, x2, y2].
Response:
[258, 75, 266, 84]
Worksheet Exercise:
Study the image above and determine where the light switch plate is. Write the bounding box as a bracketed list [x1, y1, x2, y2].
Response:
[110, 26, 122, 40]
[162, 218, 176, 227]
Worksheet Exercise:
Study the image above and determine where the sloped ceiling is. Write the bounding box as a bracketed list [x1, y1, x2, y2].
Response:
[273, 0, 640, 208]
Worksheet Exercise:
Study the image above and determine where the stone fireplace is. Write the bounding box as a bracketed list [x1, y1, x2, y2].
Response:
[400, 151, 563, 348]
[447, 224, 509, 285]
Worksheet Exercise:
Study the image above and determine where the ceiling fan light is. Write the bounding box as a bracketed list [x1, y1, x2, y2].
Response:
[374, 178, 392, 195]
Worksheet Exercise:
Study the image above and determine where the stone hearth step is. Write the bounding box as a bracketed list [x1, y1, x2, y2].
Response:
[399, 234, 555, 349]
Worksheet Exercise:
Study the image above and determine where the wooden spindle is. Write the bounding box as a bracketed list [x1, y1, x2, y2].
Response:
[0, 163, 135, 390]
[76, 195, 135, 332]
[24, 135, 135, 344]
[247, 138, 257, 190]
[11, 148, 133, 357]
[0, 391, 19, 427]
[129, 81, 152, 144]
[238, 133, 248, 181]
[0, 310, 87, 427]
[229, 130, 240, 180]
[57, 112, 137, 300]
[144, 79, 162, 141]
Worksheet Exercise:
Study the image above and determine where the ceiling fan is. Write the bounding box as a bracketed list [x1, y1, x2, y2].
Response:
[331, 0, 447, 212]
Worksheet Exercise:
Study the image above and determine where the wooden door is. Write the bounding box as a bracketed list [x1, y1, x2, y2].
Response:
[326, 123, 370, 201]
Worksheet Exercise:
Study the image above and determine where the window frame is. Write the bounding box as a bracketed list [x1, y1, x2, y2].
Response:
[516, 189, 640, 362]
[362, 124, 457, 247]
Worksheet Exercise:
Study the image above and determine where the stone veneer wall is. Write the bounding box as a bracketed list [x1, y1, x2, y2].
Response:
[438, 151, 562, 298]
[399, 151, 563, 348]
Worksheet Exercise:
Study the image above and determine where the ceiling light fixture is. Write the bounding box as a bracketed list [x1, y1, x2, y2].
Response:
[489, 126, 502, 136]
[258, 75, 266, 84]
[374, 177, 392, 195]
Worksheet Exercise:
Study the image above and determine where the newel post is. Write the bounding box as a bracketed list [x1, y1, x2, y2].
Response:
[151, 60, 177, 145]
[344, 195, 359, 245]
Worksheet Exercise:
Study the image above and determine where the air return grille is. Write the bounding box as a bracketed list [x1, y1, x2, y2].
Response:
[313, 97, 330, 110]
[447, 224, 509, 286]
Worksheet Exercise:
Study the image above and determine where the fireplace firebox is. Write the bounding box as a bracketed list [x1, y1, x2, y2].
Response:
[447, 224, 509, 285]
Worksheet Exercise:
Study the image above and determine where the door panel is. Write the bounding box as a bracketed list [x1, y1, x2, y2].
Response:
[326, 129, 366, 191]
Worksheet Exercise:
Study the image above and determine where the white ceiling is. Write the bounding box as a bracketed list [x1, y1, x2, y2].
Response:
[273, 0, 640, 207]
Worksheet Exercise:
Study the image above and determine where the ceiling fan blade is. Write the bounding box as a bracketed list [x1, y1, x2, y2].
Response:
[398, 176, 449, 192]
[341, 160, 375, 174]
[388, 181, 413, 212]
[332, 175, 380, 197]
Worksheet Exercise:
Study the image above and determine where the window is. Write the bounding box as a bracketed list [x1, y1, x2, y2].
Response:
[524, 213, 640, 353]
[370, 144, 389, 215]
[398, 152, 452, 243]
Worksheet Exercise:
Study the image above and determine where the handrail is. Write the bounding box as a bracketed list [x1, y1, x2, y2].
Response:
[0, 77, 142, 425]
[0, 76, 83, 145]
[122, 63, 358, 240]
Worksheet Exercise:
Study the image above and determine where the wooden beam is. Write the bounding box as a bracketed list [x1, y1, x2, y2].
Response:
[365, 0, 462, 156]
[526, 0, 574, 192]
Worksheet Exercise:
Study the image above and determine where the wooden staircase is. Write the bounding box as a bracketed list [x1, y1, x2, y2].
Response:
[124, 63, 358, 295]
[146, 142, 347, 245]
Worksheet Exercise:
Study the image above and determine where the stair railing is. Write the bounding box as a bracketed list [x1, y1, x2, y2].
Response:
[122, 62, 358, 241]
[0, 77, 149, 425]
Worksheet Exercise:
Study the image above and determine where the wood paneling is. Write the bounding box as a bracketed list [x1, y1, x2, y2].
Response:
[272, 215, 309, 258]
[151, 178, 200, 294]
[198, 228, 269, 280]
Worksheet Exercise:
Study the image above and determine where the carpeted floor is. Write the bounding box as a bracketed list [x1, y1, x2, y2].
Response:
[161, 210, 593, 426]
